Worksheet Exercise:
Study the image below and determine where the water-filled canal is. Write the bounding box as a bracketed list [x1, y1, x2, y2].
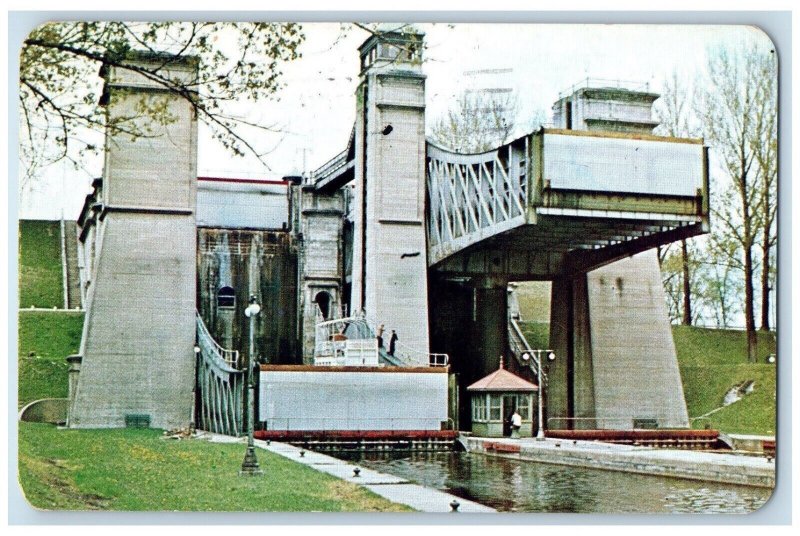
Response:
[333, 450, 772, 513]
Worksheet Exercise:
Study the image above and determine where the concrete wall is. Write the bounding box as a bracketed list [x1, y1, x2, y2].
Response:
[197, 180, 289, 229]
[543, 133, 704, 197]
[552, 88, 658, 133]
[297, 187, 345, 362]
[71, 215, 197, 429]
[69, 56, 198, 430]
[259, 367, 449, 430]
[586, 251, 689, 429]
[548, 251, 689, 430]
[197, 229, 298, 365]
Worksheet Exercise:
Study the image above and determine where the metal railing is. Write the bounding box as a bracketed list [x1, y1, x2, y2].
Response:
[508, 316, 547, 384]
[358, 312, 449, 367]
[195, 312, 244, 437]
[196, 312, 239, 367]
[311, 148, 350, 183]
[313, 312, 449, 368]
[558, 77, 651, 99]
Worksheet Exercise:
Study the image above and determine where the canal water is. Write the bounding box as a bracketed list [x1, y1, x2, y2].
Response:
[333, 450, 772, 514]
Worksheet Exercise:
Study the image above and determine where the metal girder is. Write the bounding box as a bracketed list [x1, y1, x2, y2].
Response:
[561, 222, 706, 278]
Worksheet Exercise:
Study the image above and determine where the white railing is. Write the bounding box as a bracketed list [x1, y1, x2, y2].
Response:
[314, 339, 380, 367]
[359, 312, 449, 368]
[196, 312, 239, 368]
[314, 312, 448, 368]
[558, 77, 651, 99]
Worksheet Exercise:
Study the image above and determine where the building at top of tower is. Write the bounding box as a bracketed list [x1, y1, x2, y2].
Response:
[552, 79, 660, 134]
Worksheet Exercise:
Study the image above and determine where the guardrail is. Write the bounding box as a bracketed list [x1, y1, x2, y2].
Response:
[196, 312, 239, 367]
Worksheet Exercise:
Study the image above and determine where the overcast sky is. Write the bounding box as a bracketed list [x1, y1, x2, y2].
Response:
[18, 23, 772, 219]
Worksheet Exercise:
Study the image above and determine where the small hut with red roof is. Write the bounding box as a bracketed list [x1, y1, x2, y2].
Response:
[466, 357, 539, 438]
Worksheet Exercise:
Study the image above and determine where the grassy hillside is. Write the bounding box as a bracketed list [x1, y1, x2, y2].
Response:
[18, 220, 63, 308]
[673, 326, 777, 435]
[18, 311, 84, 408]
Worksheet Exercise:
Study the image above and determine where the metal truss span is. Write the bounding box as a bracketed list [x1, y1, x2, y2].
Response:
[425, 129, 709, 277]
[426, 138, 530, 266]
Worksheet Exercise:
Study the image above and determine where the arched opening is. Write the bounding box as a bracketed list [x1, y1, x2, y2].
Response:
[314, 291, 332, 320]
[217, 286, 235, 309]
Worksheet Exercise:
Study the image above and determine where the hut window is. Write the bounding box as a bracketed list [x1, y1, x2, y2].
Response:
[489, 395, 502, 421]
[473, 396, 487, 422]
[217, 286, 235, 309]
[518, 395, 530, 420]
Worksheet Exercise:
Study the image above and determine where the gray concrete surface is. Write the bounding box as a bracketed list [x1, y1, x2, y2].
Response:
[464, 435, 775, 489]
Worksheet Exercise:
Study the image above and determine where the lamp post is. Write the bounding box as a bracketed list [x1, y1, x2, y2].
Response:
[522, 350, 555, 441]
[240, 295, 263, 476]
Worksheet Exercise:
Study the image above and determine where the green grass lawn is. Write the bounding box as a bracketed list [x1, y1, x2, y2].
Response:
[19, 220, 64, 309]
[18, 423, 411, 511]
[18, 311, 84, 408]
[16, 310, 410, 512]
[514, 281, 551, 323]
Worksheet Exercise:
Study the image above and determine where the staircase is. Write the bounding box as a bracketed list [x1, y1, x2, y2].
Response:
[507, 316, 546, 385]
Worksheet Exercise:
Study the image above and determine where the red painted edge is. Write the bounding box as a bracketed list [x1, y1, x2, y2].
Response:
[197, 176, 289, 186]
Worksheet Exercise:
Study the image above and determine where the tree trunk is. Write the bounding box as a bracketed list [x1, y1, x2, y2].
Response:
[760, 241, 771, 331]
[739, 168, 757, 363]
[760, 178, 773, 331]
[681, 239, 692, 325]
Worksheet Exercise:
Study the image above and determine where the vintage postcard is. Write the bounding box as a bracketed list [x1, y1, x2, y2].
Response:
[15, 21, 778, 515]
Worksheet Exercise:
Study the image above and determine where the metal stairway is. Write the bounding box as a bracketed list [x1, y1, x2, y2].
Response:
[507, 315, 547, 385]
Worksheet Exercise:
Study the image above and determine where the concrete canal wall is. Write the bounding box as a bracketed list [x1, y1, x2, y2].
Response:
[462, 436, 775, 489]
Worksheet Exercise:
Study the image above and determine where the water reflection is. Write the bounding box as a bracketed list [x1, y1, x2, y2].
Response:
[334, 451, 771, 513]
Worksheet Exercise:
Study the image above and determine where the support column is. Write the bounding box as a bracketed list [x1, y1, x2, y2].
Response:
[549, 251, 689, 431]
[473, 278, 509, 379]
[69, 52, 198, 429]
[350, 26, 430, 356]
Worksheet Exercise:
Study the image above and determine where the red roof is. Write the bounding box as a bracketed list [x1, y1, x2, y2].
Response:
[466, 367, 539, 392]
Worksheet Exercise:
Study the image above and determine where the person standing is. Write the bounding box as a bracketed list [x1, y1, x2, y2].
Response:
[511, 410, 522, 439]
[388, 330, 398, 356]
[376, 323, 385, 348]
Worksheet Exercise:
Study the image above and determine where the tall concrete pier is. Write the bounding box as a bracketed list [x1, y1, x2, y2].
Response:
[68, 53, 198, 429]
[349, 25, 431, 356]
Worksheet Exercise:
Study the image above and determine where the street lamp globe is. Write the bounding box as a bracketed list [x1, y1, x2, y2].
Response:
[245, 295, 261, 318]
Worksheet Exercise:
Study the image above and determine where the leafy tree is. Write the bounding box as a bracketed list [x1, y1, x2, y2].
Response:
[748, 51, 778, 331]
[19, 22, 304, 186]
[698, 44, 777, 361]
